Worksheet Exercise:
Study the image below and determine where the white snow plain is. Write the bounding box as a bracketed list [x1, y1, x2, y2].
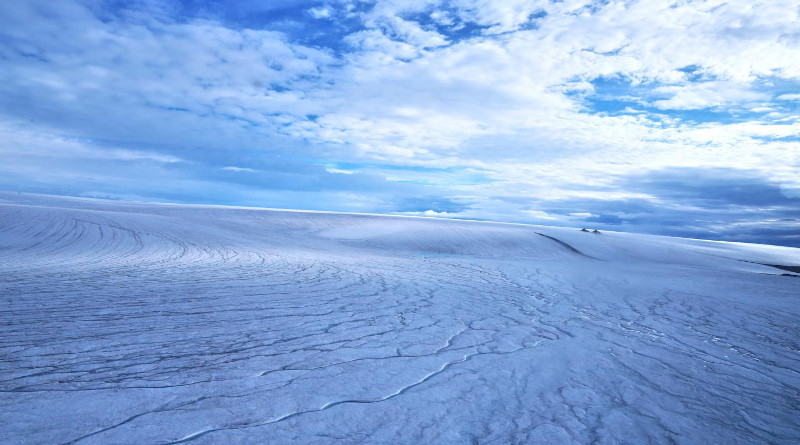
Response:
[1, 193, 798, 444]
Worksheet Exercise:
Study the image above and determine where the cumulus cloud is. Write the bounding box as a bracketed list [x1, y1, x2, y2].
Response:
[0, 0, 799, 245]
[308, 6, 332, 19]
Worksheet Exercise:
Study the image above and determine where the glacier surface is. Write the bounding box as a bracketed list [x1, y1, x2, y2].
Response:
[1, 193, 799, 444]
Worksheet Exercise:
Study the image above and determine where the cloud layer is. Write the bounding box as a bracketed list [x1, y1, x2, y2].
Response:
[1, 0, 799, 245]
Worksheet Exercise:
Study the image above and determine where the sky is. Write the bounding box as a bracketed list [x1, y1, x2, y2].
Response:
[1, 0, 799, 246]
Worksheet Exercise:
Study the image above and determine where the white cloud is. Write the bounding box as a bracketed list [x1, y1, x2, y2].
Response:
[651, 81, 769, 110]
[221, 166, 257, 173]
[268, 0, 800, 177]
[325, 168, 355, 175]
[456, 0, 549, 33]
[1, 0, 799, 230]
[0, 120, 183, 163]
[308, 7, 332, 19]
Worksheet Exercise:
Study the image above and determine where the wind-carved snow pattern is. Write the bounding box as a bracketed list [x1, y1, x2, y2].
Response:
[0, 193, 798, 444]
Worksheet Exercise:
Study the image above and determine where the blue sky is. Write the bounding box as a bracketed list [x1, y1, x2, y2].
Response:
[1, 0, 799, 246]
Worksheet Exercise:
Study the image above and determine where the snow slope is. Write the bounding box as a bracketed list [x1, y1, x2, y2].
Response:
[1, 193, 798, 444]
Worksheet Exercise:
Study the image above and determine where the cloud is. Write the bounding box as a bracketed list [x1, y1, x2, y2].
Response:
[308, 6, 332, 19]
[627, 167, 800, 208]
[534, 167, 800, 246]
[0, 120, 184, 164]
[221, 166, 258, 173]
[0, 0, 799, 245]
[651, 81, 769, 110]
[325, 167, 355, 174]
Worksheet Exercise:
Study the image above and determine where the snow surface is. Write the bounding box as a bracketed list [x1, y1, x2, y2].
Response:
[1, 193, 798, 444]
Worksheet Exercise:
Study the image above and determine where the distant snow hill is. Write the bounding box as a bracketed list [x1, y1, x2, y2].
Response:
[1, 193, 798, 444]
